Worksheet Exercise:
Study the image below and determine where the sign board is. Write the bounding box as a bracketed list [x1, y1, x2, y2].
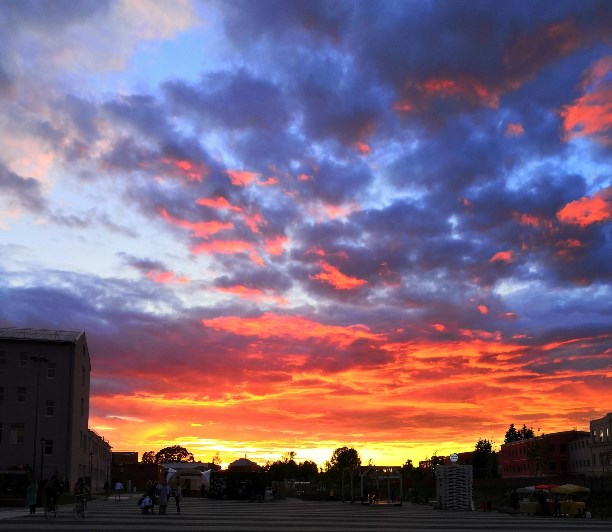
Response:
[449, 453, 458, 463]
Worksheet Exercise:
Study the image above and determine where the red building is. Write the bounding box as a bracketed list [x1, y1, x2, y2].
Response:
[499, 430, 589, 479]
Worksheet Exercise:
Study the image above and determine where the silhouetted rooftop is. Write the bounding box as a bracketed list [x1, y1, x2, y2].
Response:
[0, 327, 84, 343]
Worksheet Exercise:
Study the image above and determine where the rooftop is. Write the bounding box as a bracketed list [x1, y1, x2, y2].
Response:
[0, 327, 84, 343]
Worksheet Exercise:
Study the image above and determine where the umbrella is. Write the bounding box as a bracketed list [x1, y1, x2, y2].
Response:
[551, 484, 590, 494]
[535, 484, 558, 491]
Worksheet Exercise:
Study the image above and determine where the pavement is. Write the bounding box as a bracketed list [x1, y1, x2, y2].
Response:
[0, 495, 610, 531]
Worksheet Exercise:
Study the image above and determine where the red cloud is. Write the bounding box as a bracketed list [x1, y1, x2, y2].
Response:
[557, 187, 612, 227]
[504, 123, 524, 137]
[202, 312, 382, 347]
[478, 305, 489, 315]
[264, 235, 287, 256]
[191, 239, 264, 265]
[196, 196, 242, 212]
[394, 75, 500, 113]
[213, 285, 287, 305]
[226, 169, 259, 186]
[310, 261, 367, 290]
[560, 57, 612, 145]
[161, 157, 210, 182]
[160, 208, 233, 237]
[145, 270, 189, 284]
[489, 250, 514, 263]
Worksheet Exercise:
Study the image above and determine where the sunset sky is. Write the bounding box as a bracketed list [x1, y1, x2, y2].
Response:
[1, 0, 611, 468]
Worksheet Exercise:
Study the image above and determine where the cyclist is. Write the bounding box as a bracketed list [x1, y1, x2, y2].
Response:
[43, 476, 59, 517]
[73, 477, 90, 517]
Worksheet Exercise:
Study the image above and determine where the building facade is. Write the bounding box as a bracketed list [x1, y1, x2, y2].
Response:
[89, 429, 112, 491]
[0, 328, 92, 486]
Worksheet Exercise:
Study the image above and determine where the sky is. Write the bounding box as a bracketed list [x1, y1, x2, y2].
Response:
[0, 0, 611, 469]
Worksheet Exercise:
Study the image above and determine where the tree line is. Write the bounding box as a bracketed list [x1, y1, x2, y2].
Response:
[140, 423, 540, 482]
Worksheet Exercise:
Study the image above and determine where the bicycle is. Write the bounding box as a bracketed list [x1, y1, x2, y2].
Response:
[73, 494, 87, 519]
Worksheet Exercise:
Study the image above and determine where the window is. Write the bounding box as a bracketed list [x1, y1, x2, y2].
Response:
[43, 440, 53, 455]
[47, 362, 56, 379]
[80, 397, 84, 417]
[45, 400, 55, 417]
[17, 387, 26, 403]
[9, 423, 24, 444]
[600, 430, 604, 442]
[0, 351, 5, 370]
[82, 366, 85, 387]
[0, 386, 3, 401]
[19, 353, 28, 367]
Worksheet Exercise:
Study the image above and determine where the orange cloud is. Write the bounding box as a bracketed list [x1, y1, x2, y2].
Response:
[191, 239, 264, 265]
[432, 323, 446, 332]
[310, 261, 367, 290]
[202, 312, 382, 348]
[504, 123, 524, 137]
[145, 270, 189, 284]
[354, 141, 372, 155]
[160, 208, 233, 237]
[478, 305, 489, 315]
[560, 57, 612, 145]
[161, 157, 209, 182]
[489, 250, 514, 263]
[395, 75, 500, 112]
[226, 169, 259, 186]
[556, 188, 612, 227]
[264, 235, 287, 256]
[196, 196, 242, 212]
[213, 285, 287, 305]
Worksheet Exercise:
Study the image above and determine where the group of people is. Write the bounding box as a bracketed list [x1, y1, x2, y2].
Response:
[25, 474, 88, 515]
[139, 479, 182, 515]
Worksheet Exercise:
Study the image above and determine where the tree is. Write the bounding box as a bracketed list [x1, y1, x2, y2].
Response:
[141, 451, 156, 464]
[525, 435, 550, 483]
[504, 423, 535, 443]
[210, 453, 222, 471]
[473, 438, 494, 479]
[326, 447, 361, 472]
[154, 445, 195, 464]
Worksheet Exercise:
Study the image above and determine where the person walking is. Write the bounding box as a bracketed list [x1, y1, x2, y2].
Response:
[174, 482, 182, 514]
[26, 480, 38, 515]
[114, 480, 124, 501]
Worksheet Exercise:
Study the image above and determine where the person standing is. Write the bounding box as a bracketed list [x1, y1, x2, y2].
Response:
[174, 482, 182, 514]
[157, 479, 168, 515]
[26, 480, 38, 515]
[114, 480, 124, 501]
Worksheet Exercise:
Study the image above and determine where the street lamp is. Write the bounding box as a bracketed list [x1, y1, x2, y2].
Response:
[30, 355, 48, 499]
[40, 439, 46, 495]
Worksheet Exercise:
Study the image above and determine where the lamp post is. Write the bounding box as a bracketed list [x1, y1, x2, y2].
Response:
[30, 355, 48, 505]
[39, 439, 46, 496]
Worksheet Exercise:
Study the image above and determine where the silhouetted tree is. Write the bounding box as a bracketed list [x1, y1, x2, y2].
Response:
[473, 439, 495, 479]
[141, 451, 156, 463]
[526, 435, 550, 483]
[154, 445, 195, 463]
[504, 423, 535, 443]
[325, 447, 361, 472]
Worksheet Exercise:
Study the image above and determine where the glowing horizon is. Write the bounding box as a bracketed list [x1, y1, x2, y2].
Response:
[1, 1, 610, 470]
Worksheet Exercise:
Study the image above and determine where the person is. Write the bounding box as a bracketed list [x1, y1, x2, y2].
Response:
[43, 477, 58, 513]
[174, 482, 182, 514]
[114, 480, 124, 501]
[157, 480, 168, 515]
[74, 477, 89, 498]
[145, 480, 157, 514]
[26, 480, 38, 515]
[140, 494, 153, 514]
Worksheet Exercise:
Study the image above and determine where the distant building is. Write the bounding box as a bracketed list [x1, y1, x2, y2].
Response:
[89, 429, 112, 491]
[569, 412, 612, 477]
[500, 430, 590, 479]
[228, 457, 262, 473]
[0, 328, 95, 486]
[112, 451, 139, 465]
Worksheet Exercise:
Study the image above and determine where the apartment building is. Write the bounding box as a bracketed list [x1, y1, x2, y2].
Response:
[0, 328, 93, 486]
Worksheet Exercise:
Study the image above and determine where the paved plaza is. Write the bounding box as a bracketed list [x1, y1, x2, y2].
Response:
[0, 495, 610, 531]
